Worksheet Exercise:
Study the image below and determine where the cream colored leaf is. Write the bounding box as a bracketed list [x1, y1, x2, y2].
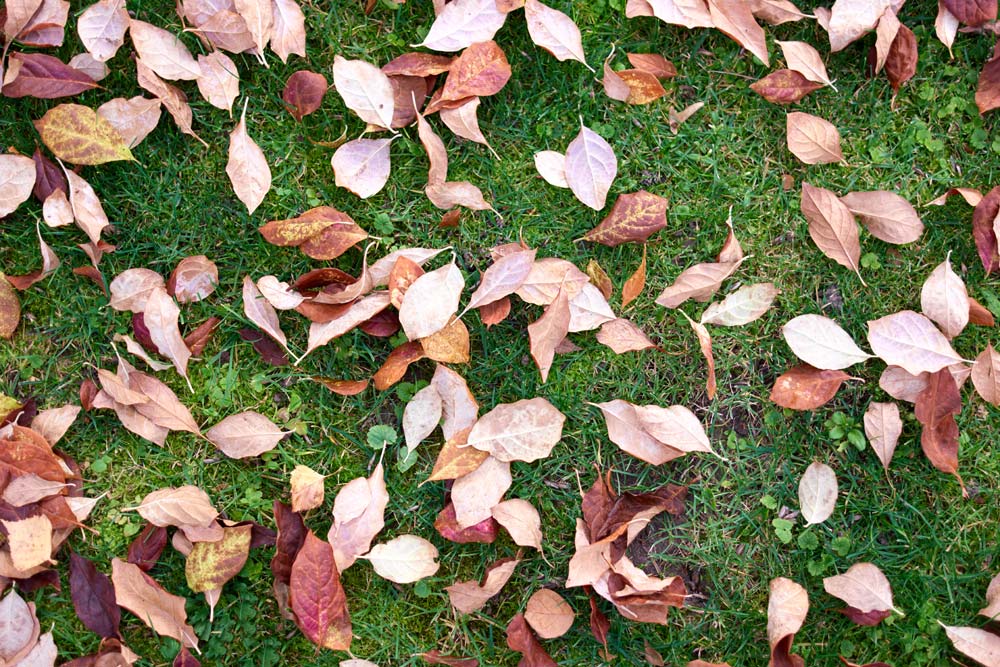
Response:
[446, 557, 519, 613]
[634, 404, 719, 458]
[568, 281, 616, 332]
[398, 262, 464, 340]
[256, 275, 304, 310]
[290, 464, 324, 512]
[403, 384, 442, 452]
[451, 454, 511, 528]
[645, 0, 713, 28]
[243, 275, 289, 352]
[491, 498, 542, 550]
[439, 98, 498, 157]
[467, 397, 565, 463]
[767, 577, 809, 650]
[787, 112, 843, 165]
[328, 463, 388, 572]
[801, 183, 862, 280]
[700, 283, 777, 326]
[31, 404, 80, 446]
[534, 150, 568, 188]
[425, 181, 493, 211]
[3, 515, 52, 570]
[129, 19, 202, 80]
[2, 474, 68, 506]
[777, 40, 834, 87]
[68, 52, 110, 81]
[751, 0, 809, 24]
[839, 190, 924, 245]
[972, 344, 1000, 406]
[332, 138, 392, 199]
[782, 314, 872, 370]
[206, 411, 287, 458]
[981, 572, 1000, 619]
[863, 401, 901, 471]
[131, 485, 218, 528]
[364, 535, 439, 584]
[798, 462, 838, 525]
[97, 96, 162, 149]
[332, 55, 394, 129]
[525, 589, 574, 639]
[524, 0, 590, 68]
[827, 0, 890, 52]
[589, 400, 683, 465]
[144, 287, 191, 386]
[867, 310, 964, 375]
[596, 318, 657, 353]
[65, 169, 109, 245]
[196, 51, 240, 114]
[920, 255, 969, 339]
[463, 248, 536, 314]
[77, 0, 128, 62]
[941, 624, 1000, 667]
[564, 123, 617, 210]
[416, 0, 507, 52]
[823, 562, 899, 614]
[707, 0, 769, 65]
[935, 1, 958, 59]
[42, 190, 73, 227]
[655, 261, 742, 309]
[431, 364, 479, 439]
[270, 0, 306, 63]
[227, 102, 271, 215]
[515, 257, 589, 305]
[0, 154, 36, 219]
[233, 0, 272, 58]
[528, 284, 571, 383]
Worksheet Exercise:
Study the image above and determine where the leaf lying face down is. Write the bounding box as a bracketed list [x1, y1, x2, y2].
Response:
[798, 461, 838, 526]
[823, 562, 901, 626]
[446, 556, 520, 613]
[289, 531, 352, 650]
[770, 364, 850, 410]
[259, 207, 368, 260]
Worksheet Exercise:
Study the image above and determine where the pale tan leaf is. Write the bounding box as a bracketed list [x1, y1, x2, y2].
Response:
[528, 284, 571, 383]
[290, 464, 324, 512]
[399, 262, 464, 340]
[634, 404, 719, 457]
[516, 257, 589, 305]
[867, 310, 964, 375]
[130, 486, 218, 528]
[109, 268, 164, 313]
[941, 624, 1000, 667]
[446, 557, 519, 613]
[144, 287, 191, 386]
[707, 0, 769, 65]
[981, 572, 1000, 619]
[782, 314, 872, 370]
[420, 318, 470, 363]
[416, 106, 449, 186]
[777, 40, 834, 87]
[767, 577, 808, 659]
[331, 138, 392, 199]
[425, 181, 493, 212]
[463, 248, 536, 314]
[927, 187, 982, 207]
[256, 275, 304, 310]
[403, 384, 442, 452]
[328, 463, 388, 572]
[879, 365, 928, 403]
[31, 404, 80, 446]
[935, 0, 958, 59]
[786, 112, 844, 164]
[206, 411, 287, 458]
[305, 292, 391, 357]
[534, 150, 568, 188]
[0, 588, 39, 663]
[564, 123, 617, 210]
[451, 454, 511, 528]
[972, 344, 1000, 406]
[0, 154, 36, 219]
[270, 0, 306, 62]
[111, 558, 198, 648]
[233, 0, 272, 59]
[596, 318, 657, 353]
[645, 0, 713, 28]
[491, 498, 542, 550]
[97, 96, 162, 149]
[920, 255, 969, 339]
[129, 19, 202, 80]
[568, 282, 616, 332]
[363, 535, 439, 584]
[243, 275, 289, 352]
[77, 0, 128, 62]
[332, 55, 394, 129]
[863, 401, 902, 471]
[227, 102, 271, 215]
[751, 0, 809, 24]
[169, 254, 218, 303]
[65, 168, 109, 245]
[439, 98, 498, 157]
[467, 397, 565, 463]
[801, 183, 862, 280]
[655, 261, 742, 309]
[135, 59, 206, 146]
[3, 0, 45, 42]
[416, 0, 507, 52]
[16, 0, 69, 48]
[589, 400, 684, 465]
[668, 101, 705, 134]
[873, 8, 900, 73]
[196, 51, 240, 114]
[839, 190, 923, 245]
[798, 461, 838, 525]
[525, 589, 574, 639]
[2, 474, 68, 506]
[68, 52, 110, 81]
[823, 562, 899, 614]
[42, 190, 73, 227]
[700, 283, 777, 326]
[524, 0, 590, 68]
[681, 311, 717, 400]
[3, 515, 52, 570]
[431, 364, 479, 439]
[827, 0, 890, 51]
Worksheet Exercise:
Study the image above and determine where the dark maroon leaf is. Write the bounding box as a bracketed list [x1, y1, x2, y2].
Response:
[132, 313, 161, 355]
[506, 612, 557, 667]
[434, 502, 498, 544]
[270, 500, 306, 585]
[183, 316, 221, 356]
[2, 52, 100, 99]
[227, 520, 278, 549]
[239, 327, 290, 366]
[972, 186, 1000, 274]
[127, 523, 168, 572]
[587, 589, 611, 651]
[15, 568, 60, 593]
[840, 606, 892, 626]
[943, 0, 997, 26]
[32, 147, 66, 202]
[282, 70, 328, 121]
[0, 396, 35, 427]
[173, 646, 201, 667]
[70, 552, 121, 639]
[359, 309, 401, 337]
[885, 24, 917, 92]
[80, 378, 99, 411]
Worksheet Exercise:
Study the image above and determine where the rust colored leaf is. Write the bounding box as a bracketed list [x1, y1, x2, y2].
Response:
[885, 23, 917, 92]
[311, 377, 368, 396]
[972, 186, 1000, 274]
[69, 552, 120, 639]
[506, 613, 557, 667]
[943, 0, 997, 25]
[627, 53, 676, 78]
[583, 191, 668, 246]
[441, 40, 511, 102]
[270, 501, 306, 585]
[801, 182, 862, 280]
[969, 297, 995, 326]
[770, 364, 850, 410]
[435, 502, 498, 544]
[655, 261, 742, 309]
[750, 69, 823, 104]
[110, 558, 198, 648]
[183, 317, 220, 356]
[525, 589, 574, 639]
[421, 318, 471, 364]
[914, 368, 964, 491]
[289, 531, 351, 650]
[383, 53, 455, 77]
[479, 296, 511, 327]
[260, 206, 367, 260]
[427, 428, 488, 482]
[616, 68, 667, 104]
[34, 104, 133, 165]
[359, 309, 400, 337]
[373, 341, 425, 391]
[127, 523, 168, 572]
[588, 591, 610, 653]
[282, 70, 327, 121]
[976, 51, 1000, 114]
[4, 52, 95, 101]
[621, 246, 647, 308]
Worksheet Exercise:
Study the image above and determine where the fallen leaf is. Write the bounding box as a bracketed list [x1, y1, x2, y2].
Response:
[168, 255, 218, 304]
[587, 259, 614, 299]
[2, 52, 98, 99]
[969, 297, 995, 327]
[525, 589, 574, 639]
[534, 150, 568, 188]
[332, 138, 393, 199]
[451, 454, 511, 528]
[940, 624, 1000, 667]
[943, 0, 997, 25]
[467, 397, 565, 462]
[920, 255, 969, 340]
[798, 461, 838, 525]
[186, 525, 251, 600]
[524, 0, 589, 68]
[873, 8, 900, 74]
[777, 40, 834, 88]
[16, 0, 69, 48]
[933, 1, 957, 58]
[668, 101, 705, 133]
[634, 404, 718, 457]
[127, 523, 168, 572]
[282, 70, 327, 121]
[680, 311, 717, 399]
[439, 98, 498, 157]
[786, 112, 843, 164]
[419, 650, 478, 666]
[0, 154, 37, 218]
[77, 0, 128, 62]
[824, 563, 900, 617]
[289, 531, 351, 650]
[270, 0, 306, 62]
[642, 0, 713, 27]
[782, 314, 871, 370]
[131, 486, 218, 529]
[976, 51, 1000, 115]
[363, 535, 439, 584]
[68, 52, 109, 81]
[68, 553, 119, 639]
[750, 69, 823, 104]
[195, 51, 239, 114]
[564, 122, 617, 210]
[655, 261, 742, 309]
[707, 0, 769, 65]
[260, 206, 368, 261]
[767, 577, 808, 667]
[589, 399, 684, 465]
[435, 501, 498, 544]
[441, 40, 511, 102]
[111, 558, 198, 648]
[981, 572, 1000, 619]
[206, 411, 287, 458]
[528, 284, 571, 383]
[403, 385, 443, 452]
[770, 364, 849, 410]
[972, 186, 1000, 274]
[885, 24, 917, 92]
[801, 183, 862, 280]
[7, 222, 60, 290]
[506, 613, 557, 667]
[135, 60, 205, 146]
[128, 19, 201, 80]
[464, 248, 536, 314]
[425, 181, 494, 211]
[596, 318, 657, 353]
[582, 191, 667, 245]
[827, 0, 890, 52]
[243, 276, 290, 354]
[839, 190, 923, 244]
[417, 0, 507, 52]
[972, 344, 1000, 405]
[332, 55, 395, 129]
[399, 262, 465, 340]
[627, 53, 676, 78]
[0, 589, 37, 663]
[226, 102, 271, 215]
[288, 465, 325, 513]
[867, 310, 964, 375]
[700, 283, 777, 326]
[34, 104, 133, 165]
[328, 464, 388, 572]
[446, 557, 520, 613]
[3, 515, 52, 570]
[427, 429, 487, 482]
[29, 404, 80, 446]
[491, 499, 543, 550]
[914, 368, 963, 490]
[96, 96, 162, 149]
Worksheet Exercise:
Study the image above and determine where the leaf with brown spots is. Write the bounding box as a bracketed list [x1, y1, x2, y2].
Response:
[421, 318, 471, 364]
[582, 191, 667, 246]
[185, 524, 252, 611]
[259, 207, 368, 260]
[750, 69, 823, 104]
[34, 104, 133, 165]
[586, 260, 613, 299]
[770, 364, 850, 410]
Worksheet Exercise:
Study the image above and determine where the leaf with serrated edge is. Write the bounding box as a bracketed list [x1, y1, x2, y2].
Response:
[867, 310, 964, 375]
[798, 462, 838, 525]
[782, 314, 872, 370]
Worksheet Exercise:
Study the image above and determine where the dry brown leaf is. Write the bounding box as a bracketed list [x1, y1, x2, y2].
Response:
[227, 102, 271, 215]
[440, 40, 510, 102]
[206, 411, 287, 458]
[446, 557, 520, 613]
[528, 284, 571, 383]
[596, 318, 657, 353]
[305, 293, 391, 359]
[399, 262, 464, 340]
[582, 191, 668, 246]
[823, 563, 900, 615]
[421, 318, 470, 364]
[798, 461, 838, 525]
[168, 255, 218, 304]
[885, 23, 917, 93]
[143, 287, 191, 387]
[525, 589, 574, 639]
[3, 515, 52, 570]
[770, 364, 848, 410]
[801, 183, 863, 281]
[668, 101, 705, 133]
[135, 59, 206, 146]
[920, 255, 969, 339]
[627, 53, 676, 79]
[243, 275, 290, 354]
[111, 558, 198, 648]
[64, 168, 109, 245]
[467, 397, 565, 462]
[679, 311, 716, 399]
[787, 112, 844, 165]
[867, 310, 964, 375]
[290, 465, 325, 512]
[328, 464, 388, 572]
[827, 0, 890, 52]
[196, 51, 240, 114]
[655, 261, 742, 309]
[440, 98, 498, 157]
[0, 154, 36, 218]
[427, 428, 487, 482]
[130, 486, 218, 528]
[874, 8, 900, 73]
[750, 69, 823, 104]
[490, 499, 542, 550]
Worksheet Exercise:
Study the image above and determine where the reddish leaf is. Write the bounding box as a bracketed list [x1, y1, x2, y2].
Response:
[914, 368, 964, 492]
[174, 646, 201, 667]
[282, 70, 328, 121]
[270, 501, 306, 586]
[884, 24, 917, 92]
[770, 364, 850, 410]
[588, 590, 611, 652]
[359, 309, 400, 337]
[2, 52, 99, 99]
[479, 295, 512, 328]
[581, 191, 668, 246]
[943, 0, 996, 26]
[373, 341, 425, 391]
[311, 377, 369, 396]
[32, 148, 66, 202]
[69, 552, 120, 639]
[238, 328, 290, 367]
[420, 650, 478, 666]
[750, 69, 823, 104]
[184, 317, 220, 356]
[434, 502, 498, 544]
[441, 40, 511, 102]
[383, 52, 455, 77]
[506, 612, 557, 667]
[972, 186, 1000, 274]
[976, 51, 1000, 114]
[79, 379, 98, 411]
[260, 207, 367, 261]
[840, 607, 892, 626]
[288, 531, 352, 650]
[127, 523, 168, 572]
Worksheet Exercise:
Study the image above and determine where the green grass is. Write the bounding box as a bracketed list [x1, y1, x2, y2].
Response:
[2, 1, 999, 665]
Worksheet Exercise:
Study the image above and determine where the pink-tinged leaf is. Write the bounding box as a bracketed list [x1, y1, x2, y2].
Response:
[97, 96, 162, 149]
[823, 562, 900, 616]
[2, 52, 98, 99]
[750, 69, 823, 104]
[972, 186, 1000, 274]
[534, 150, 568, 188]
[920, 255, 969, 339]
[867, 310, 964, 375]
[128, 19, 202, 80]
[108, 268, 164, 313]
[655, 261, 742, 309]
[196, 51, 240, 114]
[506, 613, 557, 667]
[111, 558, 198, 648]
[135, 59, 206, 146]
[786, 112, 844, 164]
[972, 344, 1000, 406]
[77, 0, 128, 62]
[643, 0, 713, 28]
[143, 287, 191, 387]
[524, 0, 591, 69]
[940, 624, 1000, 667]
[439, 98, 498, 157]
[707, 0, 769, 65]
[270, 0, 307, 63]
[417, 0, 507, 52]
[227, 102, 271, 215]
[451, 455, 511, 528]
[446, 557, 520, 613]
[243, 275, 290, 353]
[564, 123, 617, 210]
[0, 589, 39, 663]
[827, 0, 890, 52]
[332, 55, 395, 129]
[332, 138, 393, 199]
[0, 154, 37, 218]
[16, 0, 69, 48]
[434, 501, 498, 544]
[288, 532, 352, 650]
[398, 262, 465, 340]
[777, 40, 834, 88]
[767, 577, 808, 667]
[206, 411, 288, 458]
[528, 284, 571, 383]
[282, 70, 327, 121]
[168, 255, 218, 304]
[463, 248, 536, 314]
[328, 464, 389, 572]
[68, 53, 110, 81]
[467, 397, 566, 463]
[491, 499, 543, 551]
[596, 318, 657, 353]
[801, 182, 863, 281]
[840, 190, 923, 244]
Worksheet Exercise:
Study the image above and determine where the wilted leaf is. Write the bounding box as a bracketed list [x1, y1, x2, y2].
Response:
[289, 531, 351, 650]
[467, 397, 565, 462]
[97, 96, 162, 149]
[77, 0, 128, 62]
[627, 53, 676, 78]
[798, 461, 838, 525]
[69, 552, 120, 639]
[915, 368, 964, 490]
[801, 183, 862, 280]
[282, 70, 327, 121]
[885, 24, 917, 92]
[587, 260, 614, 300]
[143, 287, 191, 386]
[64, 168, 109, 244]
[111, 558, 198, 648]
[920, 256, 969, 339]
[363, 535, 439, 584]
[767, 577, 808, 667]
[135, 60, 205, 146]
[34, 104, 133, 165]
[621, 247, 647, 308]
[824, 563, 899, 617]
[770, 364, 849, 410]
[185, 524, 251, 597]
[419, 650, 478, 666]
[750, 69, 823, 104]
[446, 557, 520, 613]
[943, 0, 997, 25]
[786, 112, 844, 164]
[417, 0, 507, 52]
[206, 411, 287, 458]
[976, 51, 1000, 115]
[227, 102, 271, 215]
[564, 123, 617, 210]
[582, 191, 667, 246]
[634, 403, 718, 457]
[867, 310, 964, 375]
[525, 589, 574, 639]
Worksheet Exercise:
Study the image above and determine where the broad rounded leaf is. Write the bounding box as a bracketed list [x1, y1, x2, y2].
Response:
[798, 461, 838, 525]
[867, 310, 964, 375]
[206, 411, 287, 458]
[786, 112, 843, 164]
[0, 154, 37, 218]
[467, 397, 565, 462]
[417, 0, 507, 52]
[364, 535, 439, 584]
[332, 56, 395, 129]
[525, 589, 574, 639]
[132, 486, 218, 528]
[823, 562, 899, 615]
[564, 124, 617, 210]
[524, 0, 588, 67]
[840, 190, 923, 244]
[332, 138, 392, 199]
[782, 314, 872, 370]
[582, 190, 668, 246]
[35, 104, 134, 165]
[700, 283, 777, 326]
[920, 256, 969, 339]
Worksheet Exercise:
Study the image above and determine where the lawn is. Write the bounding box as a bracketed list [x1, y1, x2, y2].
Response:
[2, 0, 999, 665]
